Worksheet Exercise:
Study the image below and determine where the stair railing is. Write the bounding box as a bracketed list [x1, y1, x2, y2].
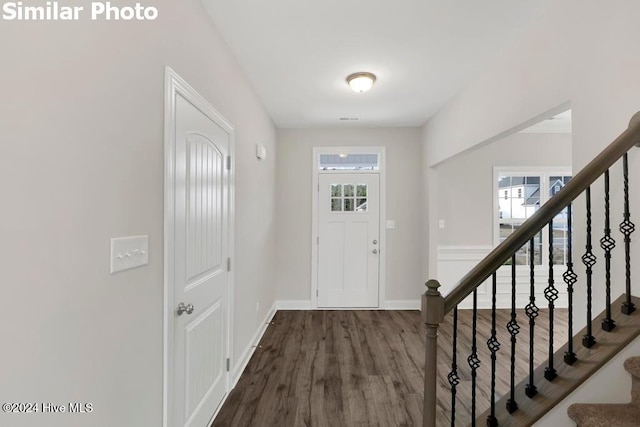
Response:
[421, 111, 640, 427]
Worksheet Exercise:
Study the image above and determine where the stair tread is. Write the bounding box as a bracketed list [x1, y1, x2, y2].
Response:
[476, 294, 640, 426]
[568, 403, 640, 427]
[624, 357, 640, 378]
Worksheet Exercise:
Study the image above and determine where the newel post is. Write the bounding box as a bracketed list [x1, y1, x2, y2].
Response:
[422, 279, 445, 427]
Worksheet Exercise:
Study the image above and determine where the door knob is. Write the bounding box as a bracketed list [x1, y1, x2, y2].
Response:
[372, 249, 378, 254]
[176, 302, 194, 316]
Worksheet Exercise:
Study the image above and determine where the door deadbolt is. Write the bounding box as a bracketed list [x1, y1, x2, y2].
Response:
[373, 239, 378, 244]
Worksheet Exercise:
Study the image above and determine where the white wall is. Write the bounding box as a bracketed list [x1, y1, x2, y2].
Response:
[0, 2, 277, 426]
[437, 132, 571, 246]
[276, 128, 424, 305]
[422, 0, 640, 331]
[434, 132, 571, 306]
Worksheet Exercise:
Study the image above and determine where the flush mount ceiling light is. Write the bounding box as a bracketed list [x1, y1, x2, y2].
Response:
[346, 72, 376, 93]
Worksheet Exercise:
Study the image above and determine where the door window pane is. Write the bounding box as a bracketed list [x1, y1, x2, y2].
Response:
[344, 184, 354, 197]
[330, 183, 367, 213]
[344, 198, 354, 212]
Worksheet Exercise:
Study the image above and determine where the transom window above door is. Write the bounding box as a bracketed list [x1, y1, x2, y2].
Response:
[330, 183, 368, 212]
[319, 153, 379, 170]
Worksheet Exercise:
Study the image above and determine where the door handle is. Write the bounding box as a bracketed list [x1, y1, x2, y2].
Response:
[176, 302, 195, 316]
[372, 249, 378, 254]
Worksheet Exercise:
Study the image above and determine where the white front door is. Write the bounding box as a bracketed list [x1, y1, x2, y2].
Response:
[317, 173, 380, 307]
[171, 91, 230, 427]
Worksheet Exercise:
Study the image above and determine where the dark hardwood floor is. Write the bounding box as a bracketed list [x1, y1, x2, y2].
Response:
[213, 309, 567, 426]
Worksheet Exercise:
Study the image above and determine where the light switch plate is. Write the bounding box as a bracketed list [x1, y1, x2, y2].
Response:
[110, 235, 149, 274]
[439, 220, 446, 229]
[386, 220, 396, 229]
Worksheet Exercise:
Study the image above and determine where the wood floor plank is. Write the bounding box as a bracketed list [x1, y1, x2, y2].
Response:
[212, 308, 571, 426]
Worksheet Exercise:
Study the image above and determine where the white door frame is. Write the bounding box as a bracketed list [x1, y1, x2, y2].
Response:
[163, 67, 236, 427]
[311, 146, 387, 309]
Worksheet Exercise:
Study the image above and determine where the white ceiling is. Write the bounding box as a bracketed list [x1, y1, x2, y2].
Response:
[202, 0, 554, 128]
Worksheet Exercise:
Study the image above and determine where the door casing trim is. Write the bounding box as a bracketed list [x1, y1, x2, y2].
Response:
[311, 146, 387, 309]
[163, 66, 236, 427]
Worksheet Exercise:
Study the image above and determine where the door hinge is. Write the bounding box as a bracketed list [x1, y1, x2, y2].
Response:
[316, 289, 319, 297]
[227, 257, 231, 271]
[316, 236, 319, 245]
[226, 155, 231, 171]
[317, 183, 319, 192]
[226, 358, 230, 372]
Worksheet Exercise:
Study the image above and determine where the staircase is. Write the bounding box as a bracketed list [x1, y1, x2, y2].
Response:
[479, 294, 640, 426]
[421, 111, 640, 426]
[568, 356, 640, 426]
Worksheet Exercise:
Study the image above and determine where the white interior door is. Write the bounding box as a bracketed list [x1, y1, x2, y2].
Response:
[172, 92, 230, 427]
[317, 173, 380, 307]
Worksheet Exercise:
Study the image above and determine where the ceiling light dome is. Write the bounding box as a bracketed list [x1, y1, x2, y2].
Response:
[346, 72, 376, 93]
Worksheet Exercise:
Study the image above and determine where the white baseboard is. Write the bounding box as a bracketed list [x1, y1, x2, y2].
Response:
[275, 299, 421, 310]
[276, 300, 312, 310]
[384, 300, 421, 310]
[230, 301, 277, 388]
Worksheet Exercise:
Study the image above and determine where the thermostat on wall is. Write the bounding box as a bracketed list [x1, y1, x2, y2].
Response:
[256, 144, 267, 160]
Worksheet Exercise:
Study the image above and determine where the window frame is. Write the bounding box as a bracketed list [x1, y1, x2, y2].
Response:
[493, 166, 572, 271]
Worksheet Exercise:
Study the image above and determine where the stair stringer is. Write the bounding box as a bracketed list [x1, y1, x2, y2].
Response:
[536, 334, 640, 426]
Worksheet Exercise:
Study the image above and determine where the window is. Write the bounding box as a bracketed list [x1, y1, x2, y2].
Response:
[331, 184, 367, 212]
[496, 169, 571, 266]
[319, 154, 379, 170]
[549, 176, 572, 265]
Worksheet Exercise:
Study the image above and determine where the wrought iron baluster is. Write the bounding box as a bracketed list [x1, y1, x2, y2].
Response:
[467, 289, 480, 424]
[487, 273, 499, 427]
[620, 153, 636, 315]
[582, 187, 597, 348]
[525, 238, 539, 398]
[447, 306, 459, 427]
[506, 254, 519, 413]
[545, 220, 558, 381]
[563, 203, 578, 364]
[600, 169, 616, 332]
